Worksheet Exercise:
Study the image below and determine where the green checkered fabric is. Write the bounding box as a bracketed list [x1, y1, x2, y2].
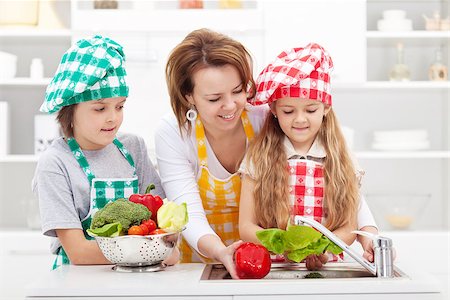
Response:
[41, 35, 129, 114]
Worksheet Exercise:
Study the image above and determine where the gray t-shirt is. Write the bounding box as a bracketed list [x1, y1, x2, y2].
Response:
[32, 132, 165, 254]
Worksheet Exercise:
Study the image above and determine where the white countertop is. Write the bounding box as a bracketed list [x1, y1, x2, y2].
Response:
[1, 230, 448, 299]
[24, 262, 442, 299]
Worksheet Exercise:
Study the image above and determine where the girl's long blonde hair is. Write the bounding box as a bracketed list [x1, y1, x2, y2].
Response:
[246, 109, 359, 231]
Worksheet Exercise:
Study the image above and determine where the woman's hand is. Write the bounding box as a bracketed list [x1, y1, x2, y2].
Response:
[214, 240, 244, 279]
[305, 253, 328, 271]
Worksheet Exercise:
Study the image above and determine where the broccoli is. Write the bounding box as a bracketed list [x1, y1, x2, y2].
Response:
[90, 199, 150, 233]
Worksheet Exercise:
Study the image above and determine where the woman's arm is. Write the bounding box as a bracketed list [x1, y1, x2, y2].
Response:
[56, 229, 111, 265]
[239, 175, 264, 244]
[155, 117, 218, 253]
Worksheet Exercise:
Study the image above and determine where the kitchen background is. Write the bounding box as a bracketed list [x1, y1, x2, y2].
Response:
[0, 0, 448, 298]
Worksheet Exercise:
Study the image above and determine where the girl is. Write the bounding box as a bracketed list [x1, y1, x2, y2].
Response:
[155, 28, 268, 278]
[32, 35, 169, 269]
[239, 43, 378, 270]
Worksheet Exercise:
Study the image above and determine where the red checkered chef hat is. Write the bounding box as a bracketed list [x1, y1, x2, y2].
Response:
[250, 43, 333, 106]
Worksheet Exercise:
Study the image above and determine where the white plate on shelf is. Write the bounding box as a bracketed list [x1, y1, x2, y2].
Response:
[371, 140, 430, 151]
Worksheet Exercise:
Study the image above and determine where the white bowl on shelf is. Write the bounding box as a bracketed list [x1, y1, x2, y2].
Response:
[366, 194, 430, 230]
[377, 19, 413, 31]
[382, 10, 407, 20]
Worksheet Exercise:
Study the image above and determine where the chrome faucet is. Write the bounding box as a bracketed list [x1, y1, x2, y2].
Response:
[294, 216, 394, 278]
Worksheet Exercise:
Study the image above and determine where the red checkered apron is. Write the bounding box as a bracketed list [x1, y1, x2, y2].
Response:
[288, 158, 343, 262]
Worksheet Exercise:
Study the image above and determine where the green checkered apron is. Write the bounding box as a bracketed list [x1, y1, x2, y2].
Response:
[52, 137, 139, 269]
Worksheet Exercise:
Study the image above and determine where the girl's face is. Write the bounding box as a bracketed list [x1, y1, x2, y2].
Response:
[186, 64, 247, 135]
[72, 97, 126, 150]
[273, 97, 330, 153]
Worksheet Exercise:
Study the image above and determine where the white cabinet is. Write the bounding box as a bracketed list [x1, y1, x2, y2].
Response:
[337, 0, 449, 231]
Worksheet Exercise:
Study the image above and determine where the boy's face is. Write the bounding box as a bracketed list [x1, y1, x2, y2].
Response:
[186, 64, 247, 135]
[72, 97, 126, 150]
[272, 97, 330, 154]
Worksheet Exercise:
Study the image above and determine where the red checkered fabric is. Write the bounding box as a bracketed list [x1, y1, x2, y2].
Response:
[250, 43, 333, 106]
[288, 158, 344, 262]
[288, 159, 325, 224]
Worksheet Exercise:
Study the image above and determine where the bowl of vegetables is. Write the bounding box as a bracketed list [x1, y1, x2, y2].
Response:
[87, 193, 188, 267]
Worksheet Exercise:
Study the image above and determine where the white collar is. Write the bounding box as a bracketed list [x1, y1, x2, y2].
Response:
[283, 136, 327, 159]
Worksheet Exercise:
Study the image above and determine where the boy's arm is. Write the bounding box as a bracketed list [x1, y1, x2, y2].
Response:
[56, 229, 111, 265]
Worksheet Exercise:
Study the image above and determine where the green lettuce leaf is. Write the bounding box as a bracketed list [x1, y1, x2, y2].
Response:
[256, 228, 286, 254]
[326, 241, 343, 255]
[256, 224, 344, 261]
[284, 225, 322, 251]
[86, 222, 122, 237]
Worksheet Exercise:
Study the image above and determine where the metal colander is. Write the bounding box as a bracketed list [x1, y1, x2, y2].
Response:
[93, 231, 181, 267]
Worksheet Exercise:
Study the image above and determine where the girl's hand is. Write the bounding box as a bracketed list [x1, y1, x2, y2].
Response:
[362, 244, 375, 262]
[214, 240, 244, 279]
[305, 253, 328, 271]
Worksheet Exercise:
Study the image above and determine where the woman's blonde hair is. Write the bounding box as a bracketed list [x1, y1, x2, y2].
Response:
[165, 28, 256, 134]
[246, 109, 359, 231]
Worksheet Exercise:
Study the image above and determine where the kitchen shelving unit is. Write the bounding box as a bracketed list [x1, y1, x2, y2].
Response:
[0, 0, 448, 231]
[355, 0, 449, 231]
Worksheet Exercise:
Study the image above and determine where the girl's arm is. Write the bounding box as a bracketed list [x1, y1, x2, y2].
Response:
[239, 174, 264, 244]
[332, 222, 357, 246]
[56, 229, 111, 265]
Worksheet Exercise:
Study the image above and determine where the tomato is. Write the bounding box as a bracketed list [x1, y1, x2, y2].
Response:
[141, 219, 157, 233]
[150, 229, 167, 235]
[128, 225, 144, 235]
[139, 224, 150, 235]
[235, 242, 271, 279]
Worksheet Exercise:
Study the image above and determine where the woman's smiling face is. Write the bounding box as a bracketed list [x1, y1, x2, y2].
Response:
[186, 64, 247, 135]
[273, 97, 330, 153]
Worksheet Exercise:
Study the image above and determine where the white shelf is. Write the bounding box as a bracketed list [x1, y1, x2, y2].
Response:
[355, 151, 450, 159]
[367, 31, 450, 39]
[334, 81, 450, 90]
[366, 30, 450, 47]
[71, 8, 263, 33]
[0, 155, 38, 163]
[0, 28, 71, 38]
[0, 77, 51, 86]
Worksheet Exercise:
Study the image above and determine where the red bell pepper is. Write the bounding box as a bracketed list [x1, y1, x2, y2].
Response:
[129, 184, 163, 222]
[234, 242, 271, 279]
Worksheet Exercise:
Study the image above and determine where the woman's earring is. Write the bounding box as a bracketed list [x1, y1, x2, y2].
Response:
[273, 114, 277, 119]
[186, 106, 198, 121]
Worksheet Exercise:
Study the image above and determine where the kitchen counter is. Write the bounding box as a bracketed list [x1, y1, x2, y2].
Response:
[1, 230, 447, 300]
[25, 262, 442, 299]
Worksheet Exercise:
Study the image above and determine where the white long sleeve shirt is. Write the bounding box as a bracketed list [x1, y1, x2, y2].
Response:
[155, 105, 269, 253]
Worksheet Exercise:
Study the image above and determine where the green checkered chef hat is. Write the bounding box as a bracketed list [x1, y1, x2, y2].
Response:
[40, 35, 129, 114]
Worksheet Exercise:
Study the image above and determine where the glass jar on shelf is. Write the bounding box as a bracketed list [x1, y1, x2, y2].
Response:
[429, 47, 448, 81]
[389, 42, 410, 82]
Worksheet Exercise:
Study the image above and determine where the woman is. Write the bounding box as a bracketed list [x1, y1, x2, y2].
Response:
[155, 28, 267, 278]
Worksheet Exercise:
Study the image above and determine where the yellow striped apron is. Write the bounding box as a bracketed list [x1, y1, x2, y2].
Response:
[180, 110, 255, 262]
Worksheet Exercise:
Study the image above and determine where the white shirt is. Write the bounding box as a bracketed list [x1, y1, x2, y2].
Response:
[240, 136, 377, 230]
[155, 104, 269, 253]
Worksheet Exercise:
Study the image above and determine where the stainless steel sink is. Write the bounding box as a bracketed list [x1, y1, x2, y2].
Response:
[200, 263, 408, 280]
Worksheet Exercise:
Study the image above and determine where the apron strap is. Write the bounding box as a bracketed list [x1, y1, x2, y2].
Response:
[113, 138, 137, 176]
[67, 137, 137, 185]
[67, 137, 96, 183]
[195, 110, 255, 167]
